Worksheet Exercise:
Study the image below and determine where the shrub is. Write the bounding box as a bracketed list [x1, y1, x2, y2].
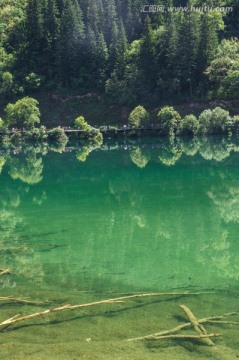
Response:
[0, 71, 13, 96]
[48, 127, 68, 146]
[230, 115, 239, 134]
[87, 128, 103, 143]
[128, 106, 149, 128]
[157, 106, 181, 136]
[198, 107, 231, 134]
[74, 116, 89, 131]
[0, 117, 6, 130]
[223, 70, 239, 98]
[25, 72, 42, 91]
[11, 132, 22, 144]
[5, 97, 41, 129]
[180, 114, 199, 135]
[24, 126, 47, 141]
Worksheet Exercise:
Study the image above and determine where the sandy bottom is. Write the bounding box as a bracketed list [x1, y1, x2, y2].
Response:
[1, 288, 239, 360]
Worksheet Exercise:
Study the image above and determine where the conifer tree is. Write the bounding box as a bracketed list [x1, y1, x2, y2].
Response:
[139, 17, 157, 92]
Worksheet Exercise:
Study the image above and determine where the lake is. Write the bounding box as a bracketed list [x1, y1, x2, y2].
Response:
[0, 136, 239, 359]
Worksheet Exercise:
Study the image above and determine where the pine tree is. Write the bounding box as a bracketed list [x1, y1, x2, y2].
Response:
[96, 32, 109, 87]
[58, 0, 85, 87]
[43, 0, 60, 78]
[139, 17, 157, 92]
[197, 12, 222, 97]
[108, 21, 119, 73]
[25, 0, 44, 54]
[103, 0, 117, 44]
[176, 12, 200, 97]
[114, 20, 128, 78]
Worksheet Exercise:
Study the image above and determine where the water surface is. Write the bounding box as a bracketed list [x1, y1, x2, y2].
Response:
[0, 137, 239, 359]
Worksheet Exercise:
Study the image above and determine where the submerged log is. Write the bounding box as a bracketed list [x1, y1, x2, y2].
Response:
[0, 292, 214, 331]
[180, 305, 214, 346]
[127, 311, 239, 342]
[0, 269, 11, 276]
[148, 333, 221, 341]
[0, 297, 48, 305]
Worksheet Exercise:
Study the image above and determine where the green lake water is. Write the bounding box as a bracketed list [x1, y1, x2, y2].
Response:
[0, 137, 239, 359]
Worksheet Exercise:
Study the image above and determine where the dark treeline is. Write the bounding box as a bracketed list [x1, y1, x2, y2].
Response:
[1, 0, 239, 105]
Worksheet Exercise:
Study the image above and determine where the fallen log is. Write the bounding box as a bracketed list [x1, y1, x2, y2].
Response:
[180, 305, 214, 346]
[148, 333, 221, 341]
[127, 312, 238, 341]
[0, 269, 11, 276]
[0, 292, 214, 331]
[0, 296, 47, 305]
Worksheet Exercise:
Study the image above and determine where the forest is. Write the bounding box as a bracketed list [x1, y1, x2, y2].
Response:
[0, 0, 239, 140]
[0, 0, 239, 102]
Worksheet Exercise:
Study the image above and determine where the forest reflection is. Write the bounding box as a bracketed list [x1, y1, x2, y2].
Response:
[1, 136, 239, 291]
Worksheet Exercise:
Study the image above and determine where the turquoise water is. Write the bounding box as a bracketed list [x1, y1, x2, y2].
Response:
[0, 137, 239, 359]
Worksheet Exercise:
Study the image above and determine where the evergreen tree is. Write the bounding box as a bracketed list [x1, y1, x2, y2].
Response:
[43, 0, 60, 79]
[108, 21, 119, 73]
[139, 17, 157, 93]
[25, 0, 44, 58]
[197, 12, 222, 97]
[58, 0, 85, 87]
[114, 20, 128, 78]
[176, 12, 200, 97]
[103, 0, 117, 44]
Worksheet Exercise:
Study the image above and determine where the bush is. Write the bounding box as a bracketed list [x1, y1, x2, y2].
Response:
[157, 106, 181, 136]
[128, 106, 149, 128]
[180, 114, 199, 135]
[24, 72, 42, 91]
[11, 132, 22, 144]
[0, 71, 13, 96]
[198, 107, 231, 134]
[223, 70, 239, 98]
[74, 116, 89, 131]
[87, 128, 103, 143]
[0, 117, 6, 130]
[5, 97, 41, 129]
[24, 126, 47, 141]
[230, 115, 239, 134]
[48, 127, 68, 146]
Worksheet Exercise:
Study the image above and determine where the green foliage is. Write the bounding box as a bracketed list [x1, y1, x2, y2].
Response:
[198, 107, 231, 135]
[0, 118, 6, 129]
[74, 115, 103, 142]
[47, 127, 68, 146]
[222, 70, 239, 98]
[130, 147, 150, 168]
[5, 97, 41, 129]
[205, 38, 239, 98]
[74, 116, 89, 130]
[128, 106, 149, 128]
[157, 106, 181, 136]
[8, 151, 43, 185]
[0, 0, 239, 105]
[0, 72, 14, 96]
[180, 115, 199, 135]
[24, 126, 47, 141]
[24, 73, 42, 91]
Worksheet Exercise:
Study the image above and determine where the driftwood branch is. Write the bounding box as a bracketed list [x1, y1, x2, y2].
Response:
[208, 320, 239, 325]
[180, 305, 214, 346]
[0, 269, 11, 276]
[0, 296, 47, 305]
[149, 333, 222, 341]
[0, 292, 213, 331]
[127, 312, 239, 341]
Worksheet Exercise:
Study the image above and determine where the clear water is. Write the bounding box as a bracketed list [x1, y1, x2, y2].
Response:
[0, 137, 239, 359]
